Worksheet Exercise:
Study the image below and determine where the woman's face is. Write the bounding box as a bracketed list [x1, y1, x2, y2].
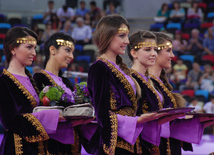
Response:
[106, 24, 129, 56]
[54, 45, 74, 69]
[163, 5, 168, 11]
[173, 2, 179, 9]
[11, 36, 37, 66]
[133, 39, 157, 68]
[156, 41, 174, 69]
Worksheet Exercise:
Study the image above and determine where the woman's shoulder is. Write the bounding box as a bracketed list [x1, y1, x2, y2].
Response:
[90, 59, 109, 70]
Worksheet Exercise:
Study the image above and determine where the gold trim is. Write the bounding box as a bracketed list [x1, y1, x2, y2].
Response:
[17, 37, 37, 44]
[3, 69, 37, 108]
[103, 111, 118, 155]
[150, 75, 177, 108]
[134, 42, 157, 49]
[117, 27, 129, 34]
[56, 39, 75, 50]
[23, 113, 49, 142]
[131, 69, 163, 110]
[41, 70, 58, 87]
[110, 86, 117, 110]
[14, 133, 23, 155]
[157, 42, 172, 50]
[116, 139, 134, 153]
[98, 57, 138, 112]
[167, 138, 171, 155]
[150, 145, 160, 155]
[38, 141, 45, 154]
[71, 128, 81, 155]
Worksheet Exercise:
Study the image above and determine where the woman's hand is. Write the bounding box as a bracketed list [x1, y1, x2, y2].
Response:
[137, 112, 169, 124]
[157, 113, 185, 125]
[58, 113, 66, 122]
[70, 117, 95, 127]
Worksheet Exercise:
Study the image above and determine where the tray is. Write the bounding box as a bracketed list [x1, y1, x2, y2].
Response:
[186, 113, 214, 117]
[157, 107, 195, 114]
[64, 115, 95, 120]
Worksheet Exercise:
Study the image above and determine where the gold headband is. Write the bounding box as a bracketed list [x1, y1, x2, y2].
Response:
[16, 38, 37, 44]
[117, 27, 129, 34]
[157, 42, 172, 50]
[56, 39, 74, 50]
[134, 42, 157, 49]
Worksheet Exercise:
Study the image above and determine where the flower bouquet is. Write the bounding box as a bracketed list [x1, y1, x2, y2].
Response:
[73, 82, 91, 104]
[39, 85, 74, 107]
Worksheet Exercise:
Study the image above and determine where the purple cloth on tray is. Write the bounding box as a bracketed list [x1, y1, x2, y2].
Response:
[170, 117, 204, 144]
[160, 122, 170, 138]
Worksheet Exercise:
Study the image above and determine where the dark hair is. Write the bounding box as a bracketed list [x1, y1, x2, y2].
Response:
[63, 5, 68, 12]
[48, 0, 54, 4]
[154, 31, 185, 107]
[192, 0, 199, 12]
[90, 1, 96, 6]
[93, 14, 130, 74]
[3, 26, 39, 94]
[43, 32, 74, 75]
[173, 1, 180, 9]
[80, 1, 85, 4]
[161, 3, 168, 11]
[127, 30, 156, 62]
[3, 26, 37, 64]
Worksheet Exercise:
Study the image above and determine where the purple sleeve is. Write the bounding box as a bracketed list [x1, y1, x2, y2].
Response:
[32, 109, 59, 134]
[33, 110, 74, 144]
[160, 122, 170, 139]
[141, 120, 161, 146]
[117, 114, 143, 145]
[170, 117, 204, 144]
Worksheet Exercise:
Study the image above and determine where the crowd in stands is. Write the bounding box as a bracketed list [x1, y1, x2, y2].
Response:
[152, 0, 214, 118]
[0, 0, 120, 85]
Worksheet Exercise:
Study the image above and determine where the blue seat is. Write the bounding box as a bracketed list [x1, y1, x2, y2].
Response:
[76, 55, 91, 64]
[32, 14, 43, 20]
[26, 66, 33, 74]
[179, 55, 194, 63]
[207, 12, 214, 22]
[166, 23, 181, 30]
[183, 23, 198, 29]
[1, 55, 5, 63]
[150, 23, 164, 31]
[195, 90, 209, 101]
[0, 44, 3, 49]
[75, 44, 83, 52]
[0, 23, 11, 29]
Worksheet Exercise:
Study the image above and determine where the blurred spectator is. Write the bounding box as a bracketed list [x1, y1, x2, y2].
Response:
[50, 13, 62, 31]
[41, 22, 55, 49]
[92, 10, 107, 29]
[33, 65, 42, 75]
[169, 1, 185, 23]
[84, 12, 92, 26]
[154, 3, 170, 23]
[72, 17, 92, 45]
[75, 1, 90, 18]
[33, 54, 44, 67]
[60, 20, 72, 36]
[172, 58, 188, 84]
[199, 64, 214, 93]
[32, 24, 43, 45]
[204, 19, 214, 37]
[43, 0, 56, 23]
[106, 2, 118, 15]
[203, 95, 214, 113]
[179, 62, 202, 92]
[187, 0, 202, 26]
[203, 27, 214, 55]
[186, 29, 203, 56]
[57, 5, 75, 25]
[89, 1, 100, 21]
[188, 97, 203, 113]
[172, 30, 188, 56]
[68, 63, 80, 72]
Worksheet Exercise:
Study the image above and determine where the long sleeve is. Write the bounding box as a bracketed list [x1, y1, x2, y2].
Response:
[116, 114, 143, 145]
[141, 120, 161, 146]
[170, 117, 204, 144]
[0, 76, 49, 143]
[87, 62, 118, 154]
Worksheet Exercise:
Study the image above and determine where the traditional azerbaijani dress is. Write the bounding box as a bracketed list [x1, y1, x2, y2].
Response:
[33, 70, 80, 154]
[132, 71, 204, 155]
[0, 69, 73, 154]
[87, 57, 160, 155]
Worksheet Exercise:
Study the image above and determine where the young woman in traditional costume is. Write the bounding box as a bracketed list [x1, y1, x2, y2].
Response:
[0, 27, 70, 154]
[87, 14, 170, 155]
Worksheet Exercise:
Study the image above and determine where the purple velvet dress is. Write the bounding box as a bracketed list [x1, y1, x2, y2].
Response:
[87, 57, 144, 154]
[0, 69, 71, 154]
[33, 70, 80, 154]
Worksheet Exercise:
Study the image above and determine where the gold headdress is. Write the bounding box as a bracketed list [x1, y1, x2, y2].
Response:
[16, 38, 37, 44]
[157, 42, 172, 50]
[117, 27, 129, 34]
[134, 42, 157, 49]
[56, 39, 75, 50]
